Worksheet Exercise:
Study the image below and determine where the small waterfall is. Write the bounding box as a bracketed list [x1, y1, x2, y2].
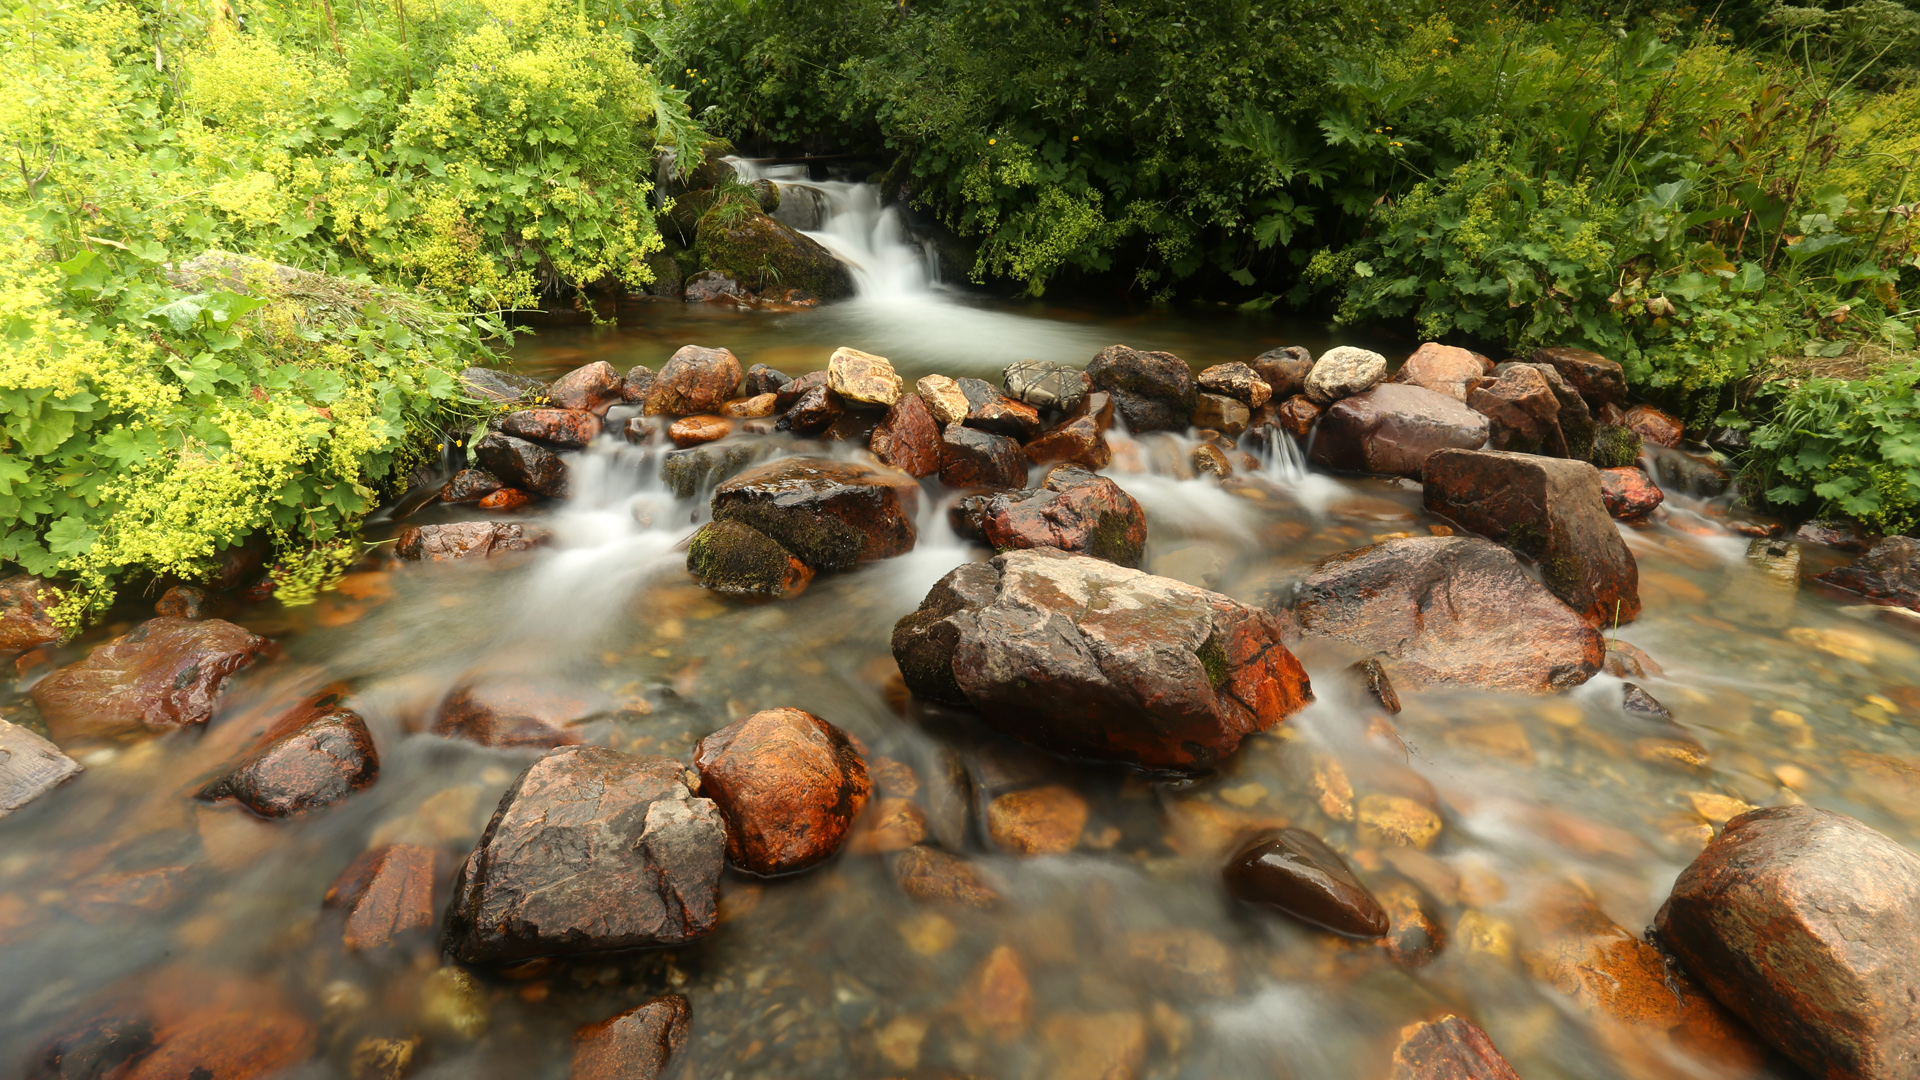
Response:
[726, 159, 941, 299]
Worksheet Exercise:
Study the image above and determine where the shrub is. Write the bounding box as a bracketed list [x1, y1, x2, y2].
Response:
[1745, 358, 1920, 533]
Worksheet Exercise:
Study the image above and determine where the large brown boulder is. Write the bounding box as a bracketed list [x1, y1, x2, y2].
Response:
[966, 465, 1146, 567]
[891, 548, 1313, 770]
[1309, 384, 1489, 478]
[443, 745, 725, 963]
[693, 708, 870, 876]
[0, 574, 62, 651]
[547, 361, 623, 415]
[941, 425, 1028, 489]
[1422, 449, 1640, 626]
[1656, 805, 1920, 1080]
[1393, 342, 1488, 402]
[1286, 536, 1603, 693]
[475, 432, 569, 498]
[498, 408, 602, 449]
[199, 693, 378, 818]
[644, 345, 744, 417]
[869, 392, 941, 477]
[710, 457, 918, 571]
[395, 521, 546, 562]
[1531, 346, 1626, 408]
[1467, 365, 1565, 455]
[1817, 537, 1920, 613]
[571, 996, 690, 1080]
[31, 618, 271, 741]
[695, 208, 853, 299]
[1087, 345, 1196, 433]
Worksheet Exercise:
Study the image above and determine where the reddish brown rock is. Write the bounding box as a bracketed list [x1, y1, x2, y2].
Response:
[970, 465, 1147, 567]
[394, 521, 545, 562]
[1600, 467, 1665, 521]
[890, 846, 1000, 908]
[1022, 414, 1111, 470]
[954, 945, 1033, 1039]
[199, 693, 378, 818]
[1287, 536, 1603, 693]
[1423, 449, 1640, 626]
[1191, 393, 1252, 437]
[154, 585, 209, 620]
[24, 1011, 156, 1080]
[1087, 344, 1197, 432]
[870, 393, 942, 477]
[954, 378, 1044, 440]
[443, 745, 725, 963]
[31, 618, 270, 741]
[940, 426, 1028, 490]
[548, 361, 623, 415]
[1271, 394, 1322, 440]
[1389, 1015, 1521, 1080]
[475, 432, 569, 497]
[1623, 404, 1684, 448]
[987, 784, 1088, 855]
[1041, 1012, 1148, 1080]
[846, 797, 928, 853]
[571, 996, 690, 1080]
[124, 1008, 314, 1080]
[668, 415, 733, 448]
[432, 679, 595, 748]
[644, 345, 743, 417]
[1310, 384, 1489, 478]
[693, 708, 871, 876]
[1394, 342, 1489, 402]
[477, 488, 534, 512]
[499, 408, 602, 449]
[325, 843, 436, 951]
[720, 393, 777, 419]
[892, 548, 1313, 770]
[1118, 927, 1237, 999]
[780, 383, 845, 434]
[1197, 362, 1272, 407]
[1252, 346, 1314, 399]
[620, 364, 655, 403]
[711, 457, 918, 571]
[1531, 346, 1627, 407]
[1656, 805, 1920, 1080]
[1819, 537, 1920, 613]
[1224, 828, 1388, 937]
[1467, 365, 1565, 455]
[0, 575, 63, 651]
[440, 469, 504, 504]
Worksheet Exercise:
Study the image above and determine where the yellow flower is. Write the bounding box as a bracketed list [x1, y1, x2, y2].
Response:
[1072, 135, 1079, 141]
[989, 138, 997, 145]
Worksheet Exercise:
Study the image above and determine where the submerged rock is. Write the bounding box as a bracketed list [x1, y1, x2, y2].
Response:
[1309, 384, 1490, 478]
[711, 457, 919, 571]
[199, 693, 378, 818]
[1087, 344, 1197, 432]
[325, 842, 437, 952]
[940, 425, 1028, 490]
[693, 707, 871, 876]
[571, 996, 691, 1080]
[1656, 805, 1920, 1080]
[987, 784, 1089, 855]
[1389, 1015, 1521, 1080]
[1004, 359, 1090, 413]
[1223, 828, 1389, 937]
[119, 1008, 314, 1080]
[432, 678, 596, 748]
[1393, 342, 1487, 402]
[1599, 466, 1664, 521]
[32, 618, 271, 741]
[645, 345, 744, 417]
[966, 465, 1147, 567]
[1304, 345, 1387, 404]
[869, 392, 942, 478]
[890, 845, 1000, 908]
[892, 548, 1313, 770]
[1287, 536, 1603, 693]
[547, 361, 623, 415]
[475, 432, 570, 498]
[685, 520, 812, 598]
[499, 408, 602, 449]
[1817, 536, 1920, 613]
[24, 1011, 156, 1080]
[0, 574, 62, 652]
[443, 745, 725, 963]
[0, 718, 81, 819]
[395, 521, 546, 562]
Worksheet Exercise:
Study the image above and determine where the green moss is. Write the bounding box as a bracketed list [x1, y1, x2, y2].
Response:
[1088, 509, 1145, 567]
[1505, 518, 1549, 560]
[1197, 633, 1229, 687]
[695, 207, 855, 298]
[685, 521, 801, 596]
[1590, 424, 1643, 469]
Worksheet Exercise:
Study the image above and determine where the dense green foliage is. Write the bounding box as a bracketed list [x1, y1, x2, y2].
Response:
[1746, 358, 1920, 531]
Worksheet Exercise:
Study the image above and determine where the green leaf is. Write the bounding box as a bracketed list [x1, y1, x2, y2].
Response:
[44, 515, 98, 556]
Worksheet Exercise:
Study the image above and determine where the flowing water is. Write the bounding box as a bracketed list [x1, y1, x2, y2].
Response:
[3, 167, 1919, 1080]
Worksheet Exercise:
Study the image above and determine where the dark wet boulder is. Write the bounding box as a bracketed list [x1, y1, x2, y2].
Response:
[695, 207, 854, 299]
[441, 469, 504, 504]
[198, 694, 378, 818]
[475, 432, 569, 498]
[869, 392, 942, 478]
[659, 442, 770, 499]
[432, 678, 596, 749]
[460, 367, 548, 406]
[25, 1011, 157, 1080]
[154, 585, 209, 620]
[1422, 449, 1640, 626]
[1191, 393, 1251, 438]
[1224, 828, 1389, 937]
[891, 548, 1313, 770]
[1467, 365, 1564, 455]
[940, 426, 1028, 490]
[1793, 519, 1871, 551]
[620, 364, 655, 404]
[1656, 805, 1920, 1080]
[693, 707, 871, 876]
[1818, 537, 1920, 613]
[1389, 1015, 1522, 1080]
[779, 384, 844, 435]
[1393, 342, 1487, 402]
[954, 377, 1044, 440]
[743, 363, 792, 398]
[1309, 384, 1490, 478]
[968, 465, 1146, 567]
[325, 842, 436, 952]
[571, 996, 691, 1080]
[1197, 362, 1273, 407]
[1623, 404, 1684, 448]
[443, 745, 725, 963]
[685, 520, 812, 598]
[499, 408, 602, 449]
[1023, 413, 1111, 470]
[0, 574, 62, 652]
[1087, 345, 1197, 433]
[645, 345, 744, 417]
[1600, 466, 1664, 521]
[1647, 446, 1733, 498]
[394, 521, 546, 562]
[1004, 359, 1090, 413]
[827, 347, 903, 407]
[547, 361, 623, 415]
[32, 618, 271, 741]
[1304, 345, 1387, 404]
[1252, 346, 1314, 399]
[711, 457, 918, 572]
[774, 369, 828, 410]
[1286, 536, 1603, 693]
[0, 718, 81, 818]
[1268, 395, 1322, 441]
[1531, 346, 1626, 408]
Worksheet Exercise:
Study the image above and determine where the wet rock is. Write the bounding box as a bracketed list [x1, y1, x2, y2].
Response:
[1422, 449, 1640, 626]
[711, 457, 919, 571]
[695, 208, 854, 299]
[1197, 362, 1272, 407]
[1532, 346, 1627, 408]
[1309, 384, 1490, 478]
[683, 271, 748, 304]
[619, 365, 655, 404]
[1624, 403, 1684, 448]
[743, 364, 792, 398]
[824, 405, 885, 444]
[1348, 657, 1401, 713]
[460, 367, 548, 406]
[720, 393, 778, 419]
[870, 393, 942, 478]
[1656, 805, 1920, 1079]
[915, 374, 971, 426]
[1022, 414, 1111, 470]
[1087, 344, 1197, 433]
[0, 718, 81, 818]
[475, 432, 569, 498]
[432, 679, 595, 748]
[1467, 365, 1564, 454]
[1621, 682, 1672, 721]
[1191, 393, 1251, 437]
[1380, 881, 1447, 968]
[940, 426, 1028, 490]
[955, 945, 1032, 1039]
[1224, 828, 1388, 936]
[1305, 345, 1388, 404]
[443, 745, 725, 962]
[1389, 1015, 1521, 1080]
[968, 465, 1146, 567]
[1287, 536, 1604, 693]
[1599, 467, 1664, 521]
[325, 842, 436, 951]
[1359, 793, 1444, 849]
[1193, 441, 1233, 478]
[1604, 641, 1663, 679]
[394, 521, 546, 562]
[0, 575, 62, 653]
[987, 784, 1088, 855]
[548, 361, 623, 414]
[1119, 927, 1236, 998]
[645, 345, 744, 417]
[1004, 359, 1090, 413]
[667, 415, 732, 448]
[1817, 536, 1920, 612]
[154, 585, 209, 620]
[199, 694, 378, 818]
[891, 548, 1313, 770]
[571, 996, 690, 1080]
[780, 384, 844, 434]
[478, 488, 533, 512]
[31, 618, 271, 741]
[827, 346, 903, 406]
[890, 846, 999, 908]
[350, 1037, 417, 1080]
[1271, 394, 1322, 440]
[660, 442, 769, 499]
[1041, 1011, 1148, 1080]
[123, 1009, 313, 1080]
[420, 966, 488, 1039]
[1589, 423, 1643, 468]
[1252, 346, 1314, 399]
[685, 520, 812, 598]
[26, 1011, 155, 1080]
[954, 377, 1044, 440]
[1526, 361, 1598, 460]
[1394, 342, 1488, 402]
[693, 707, 871, 876]
[847, 797, 929, 853]
[499, 408, 602, 449]
[441, 469, 504, 504]
[1792, 519, 1870, 551]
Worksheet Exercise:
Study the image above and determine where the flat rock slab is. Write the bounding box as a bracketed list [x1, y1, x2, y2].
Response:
[443, 745, 725, 963]
[1656, 805, 1920, 1080]
[892, 548, 1313, 771]
[1310, 384, 1490, 478]
[31, 617, 272, 741]
[694, 707, 870, 876]
[710, 457, 918, 572]
[0, 718, 81, 818]
[1287, 536, 1603, 693]
[325, 842, 436, 952]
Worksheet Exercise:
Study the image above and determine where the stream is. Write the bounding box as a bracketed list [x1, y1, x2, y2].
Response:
[3, 165, 1918, 1080]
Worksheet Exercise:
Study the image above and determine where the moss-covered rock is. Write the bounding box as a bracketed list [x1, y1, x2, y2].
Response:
[1590, 424, 1643, 469]
[695, 207, 854, 299]
[685, 521, 812, 597]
